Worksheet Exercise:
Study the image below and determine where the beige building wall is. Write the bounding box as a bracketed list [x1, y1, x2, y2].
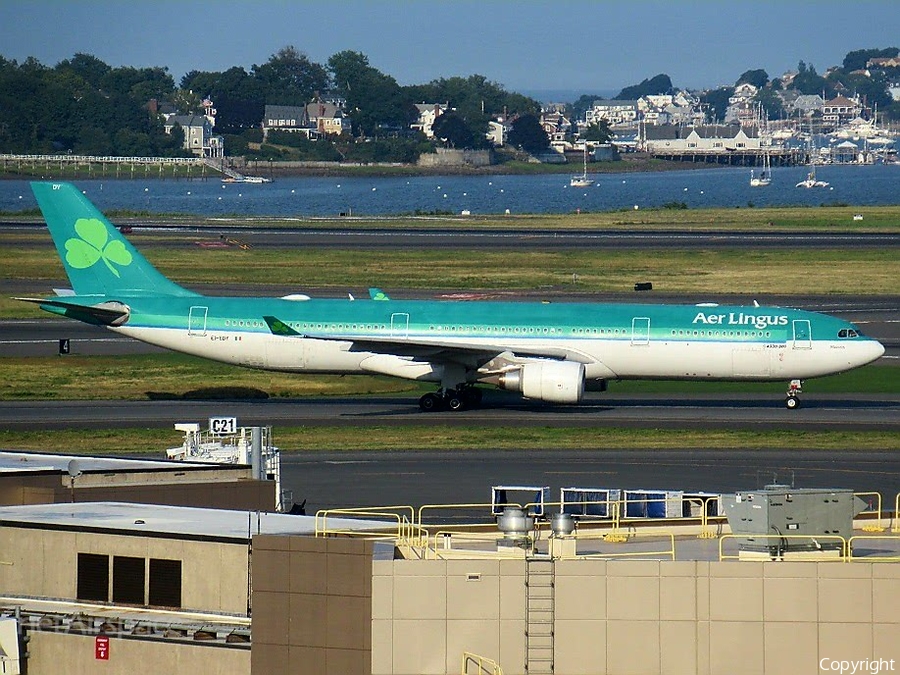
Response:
[27, 630, 249, 675]
[251, 534, 373, 675]
[0, 527, 250, 614]
[373, 558, 900, 675]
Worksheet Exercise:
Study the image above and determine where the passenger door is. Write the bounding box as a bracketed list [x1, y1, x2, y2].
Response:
[631, 317, 650, 346]
[188, 306, 208, 337]
[792, 319, 812, 350]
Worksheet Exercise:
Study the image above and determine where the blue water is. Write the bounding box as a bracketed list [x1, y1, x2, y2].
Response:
[2, 164, 899, 217]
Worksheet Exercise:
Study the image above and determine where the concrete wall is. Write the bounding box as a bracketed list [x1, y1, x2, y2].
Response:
[27, 631, 249, 675]
[417, 148, 493, 167]
[0, 527, 250, 615]
[372, 558, 900, 675]
[251, 535, 373, 675]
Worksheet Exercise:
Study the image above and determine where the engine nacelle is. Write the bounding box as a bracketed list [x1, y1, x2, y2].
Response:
[498, 361, 585, 404]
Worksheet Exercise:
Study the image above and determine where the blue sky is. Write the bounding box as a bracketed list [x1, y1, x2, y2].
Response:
[3, 1, 899, 98]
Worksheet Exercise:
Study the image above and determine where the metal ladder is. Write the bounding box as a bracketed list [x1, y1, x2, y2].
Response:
[524, 557, 554, 674]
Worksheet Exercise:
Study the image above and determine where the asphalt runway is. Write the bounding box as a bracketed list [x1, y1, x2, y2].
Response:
[4, 220, 900, 250]
[0, 392, 897, 432]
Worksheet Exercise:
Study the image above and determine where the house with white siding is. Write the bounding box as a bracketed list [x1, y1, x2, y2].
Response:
[411, 103, 449, 138]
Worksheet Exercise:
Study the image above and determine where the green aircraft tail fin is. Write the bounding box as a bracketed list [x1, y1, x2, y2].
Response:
[31, 182, 199, 297]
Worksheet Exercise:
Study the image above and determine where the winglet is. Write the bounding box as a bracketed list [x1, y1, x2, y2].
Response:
[263, 316, 301, 337]
[369, 287, 390, 301]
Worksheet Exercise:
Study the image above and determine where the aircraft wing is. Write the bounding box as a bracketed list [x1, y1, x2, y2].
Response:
[262, 315, 596, 369]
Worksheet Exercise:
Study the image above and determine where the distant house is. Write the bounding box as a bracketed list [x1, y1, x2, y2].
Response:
[163, 114, 223, 158]
[540, 111, 571, 142]
[412, 103, 449, 138]
[642, 124, 761, 153]
[585, 100, 638, 127]
[792, 94, 824, 116]
[822, 95, 861, 127]
[867, 56, 900, 69]
[306, 101, 351, 136]
[486, 120, 507, 146]
[262, 105, 311, 140]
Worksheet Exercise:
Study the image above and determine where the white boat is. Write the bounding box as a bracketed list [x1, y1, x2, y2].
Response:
[750, 153, 771, 187]
[795, 126, 829, 188]
[221, 175, 272, 184]
[570, 144, 594, 187]
[795, 168, 829, 189]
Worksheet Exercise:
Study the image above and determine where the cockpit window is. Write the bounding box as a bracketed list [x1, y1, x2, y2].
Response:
[838, 329, 859, 339]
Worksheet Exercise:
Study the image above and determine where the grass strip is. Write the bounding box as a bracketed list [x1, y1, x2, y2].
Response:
[3, 245, 899, 319]
[0, 427, 896, 455]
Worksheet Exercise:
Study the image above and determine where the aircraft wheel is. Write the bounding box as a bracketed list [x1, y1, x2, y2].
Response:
[785, 396, 801, 410]
[419, 393, 442, 412]
[447, 394, 465, 411]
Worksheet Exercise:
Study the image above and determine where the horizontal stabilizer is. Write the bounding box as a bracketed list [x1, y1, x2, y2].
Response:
[15, 297, 130, 326]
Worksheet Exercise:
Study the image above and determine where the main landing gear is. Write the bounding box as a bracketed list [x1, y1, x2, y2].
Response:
[784, 379, 803, 409]
[418, 386, 483, 412]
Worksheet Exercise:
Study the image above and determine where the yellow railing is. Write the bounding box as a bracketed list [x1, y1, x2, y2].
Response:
[848, 535, 900, 562]
[854, 492, 885, 532]
[894, 493, 900, 533]
[427, 527, 676, 561]
[718, 534, 847, 561]
[315, 505, 420, 540]
[461, 651, 503, 675]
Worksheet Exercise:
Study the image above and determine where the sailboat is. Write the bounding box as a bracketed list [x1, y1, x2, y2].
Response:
[570, 144, 594, 187]
[796, 125, 829, 188]
[750, 152, 772, 187]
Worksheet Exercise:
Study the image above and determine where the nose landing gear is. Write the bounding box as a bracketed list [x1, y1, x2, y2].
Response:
[784, 379, 803, 409]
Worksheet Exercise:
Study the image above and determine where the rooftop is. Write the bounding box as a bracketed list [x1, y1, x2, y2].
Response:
[0, 501, 391, 542]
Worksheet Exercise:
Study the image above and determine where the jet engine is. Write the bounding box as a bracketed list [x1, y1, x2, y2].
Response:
[497, 361, 585, 404]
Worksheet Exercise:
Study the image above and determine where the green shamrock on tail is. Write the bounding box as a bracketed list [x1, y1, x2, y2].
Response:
[65, 218, 132, 278]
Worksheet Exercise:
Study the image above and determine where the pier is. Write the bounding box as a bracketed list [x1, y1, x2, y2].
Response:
[646, 147, 805, 166]
[0, 154, 220, 179]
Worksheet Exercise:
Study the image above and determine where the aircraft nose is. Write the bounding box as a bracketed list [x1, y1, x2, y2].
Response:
[858, 339, 885, 366]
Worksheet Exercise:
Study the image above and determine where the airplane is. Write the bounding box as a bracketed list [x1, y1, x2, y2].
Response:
[21, 181, 885, 412]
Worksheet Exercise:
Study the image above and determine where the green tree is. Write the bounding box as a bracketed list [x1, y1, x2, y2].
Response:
[792, 61, 829, 96]
[581, 120, 611, 143]
[431, 111, 474, 148]
[753, 88, 784, 121]
[842, 47, 899, 72]
[700, 87, 734, 123]
[737, 69, 769, 89]
[181, 66, 266, 133]
[616, 74, 673, 100]
[252, 46, 329, 105]
[507, 114, 549, 154]
[55, 53, 110, 89]
[328, 50, 414, 136]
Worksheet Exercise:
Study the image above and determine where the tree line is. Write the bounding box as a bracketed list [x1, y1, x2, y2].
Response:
[0, 47, 543, 159]
[1, 46, 898, 160]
